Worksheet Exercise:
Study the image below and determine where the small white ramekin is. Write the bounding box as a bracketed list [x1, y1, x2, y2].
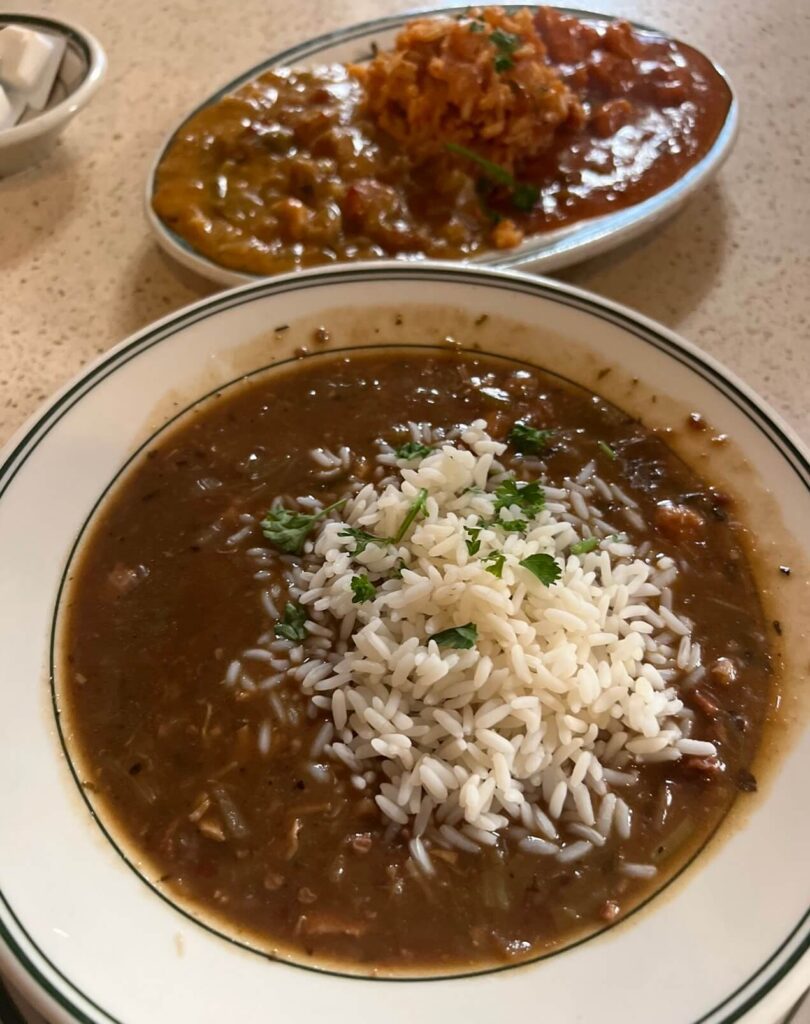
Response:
[0, 13, 106, 176]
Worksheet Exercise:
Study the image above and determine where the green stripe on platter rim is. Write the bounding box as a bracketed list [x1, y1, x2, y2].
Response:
[0, 263, 807, 1022]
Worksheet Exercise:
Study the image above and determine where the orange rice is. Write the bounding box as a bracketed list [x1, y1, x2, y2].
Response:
[350, 7, 583, 170]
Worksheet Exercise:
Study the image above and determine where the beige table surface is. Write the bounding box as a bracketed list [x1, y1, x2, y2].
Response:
[0, 0, 808, 450]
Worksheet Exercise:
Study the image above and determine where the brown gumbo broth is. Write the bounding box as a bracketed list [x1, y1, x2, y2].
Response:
[61, 349, 771, 973]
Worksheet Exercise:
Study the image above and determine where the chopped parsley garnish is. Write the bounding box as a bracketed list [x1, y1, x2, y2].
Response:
[490, 28, 520, 50]
[341, 488, 428, 553]
[469, 18, 486, 32]
[570, 537, 599, 555]
[508, 422, 553, 455]
[395, 441, 433, 461]
[493, 478, 545, 518]
[274, 602, 308, 642]
[499, 519, 527, 532]
[490, 27, 520, 72]
[519, 553, 562, 587]
[432, 623, 478, 649]
[465, 526, 482, 555]
[445, 142, 539, 213]
[350, 574, 376, 604]
[340, 527, 385, 555]
[261, 498, 347, 554]
[484, 551, 506, 578]
[392, 487, 428, 544]
[598, 440, 617, 460]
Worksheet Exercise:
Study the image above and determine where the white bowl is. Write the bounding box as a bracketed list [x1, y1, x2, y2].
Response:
[0, 263, 807, 1023]
[0, 14, 106, 177]
[145, 5, 739, 286]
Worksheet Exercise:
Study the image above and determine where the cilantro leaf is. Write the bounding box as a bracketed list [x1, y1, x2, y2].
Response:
[490, 28, 520, 51]
[465, 526, 482, 555]
[570, 537, 599, 555]
[261, 498, 347, 554]
[492, 478, 545, 518]
[508, 422, 553, 454]
[395, 441, 433, 461]
[469, 18, 485, 32]
[490, 28, 520, 74]
[274, 602, 308, 642]
[484, 551, 506, 578]
[432, 623, 478, 649]
[519, 553, 561, 587]
[340, 527, 387, 555]
[598, 440, 617, 460]
[392, 488, 428, 544]
[499, 519, 527, 533]
[350, 574, 376, 604]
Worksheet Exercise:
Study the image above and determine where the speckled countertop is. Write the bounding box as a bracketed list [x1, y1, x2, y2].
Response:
[0, 0, 808, 448]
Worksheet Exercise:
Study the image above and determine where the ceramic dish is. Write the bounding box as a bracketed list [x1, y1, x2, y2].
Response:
[0, 14, 106, 177]
[144, 5, 739, 287]
[0, 263, 807, 1024]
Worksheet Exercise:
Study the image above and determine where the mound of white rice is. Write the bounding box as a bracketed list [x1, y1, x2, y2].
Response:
[276, 421, 714, 869]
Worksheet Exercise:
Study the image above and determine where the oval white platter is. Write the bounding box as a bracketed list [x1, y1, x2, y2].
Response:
[144, 6, 739, 287]
[0, 264, 806, 1024]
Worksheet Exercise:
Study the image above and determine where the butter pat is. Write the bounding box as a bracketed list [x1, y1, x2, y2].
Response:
[0, 25, 58, 93]
[0, 82, 26, 131]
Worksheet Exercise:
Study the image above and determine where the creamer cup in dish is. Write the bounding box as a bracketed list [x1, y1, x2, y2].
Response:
[0, 14, 105, 176]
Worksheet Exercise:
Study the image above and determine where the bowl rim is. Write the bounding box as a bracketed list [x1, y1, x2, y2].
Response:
[0, 262, 807, 1024]
[0, 13, 107, 148]
[142, 3, 739, 287]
